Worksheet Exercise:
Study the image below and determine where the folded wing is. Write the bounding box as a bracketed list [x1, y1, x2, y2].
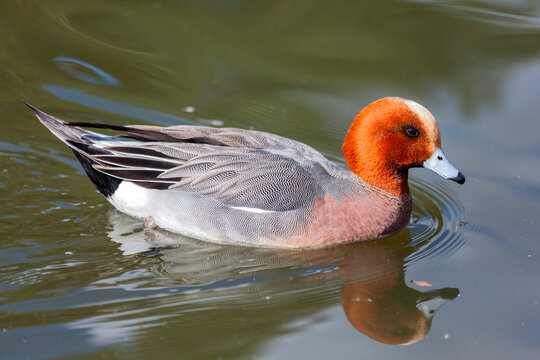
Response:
[95, 143, 323, 211]
[28, 103, 325, 212]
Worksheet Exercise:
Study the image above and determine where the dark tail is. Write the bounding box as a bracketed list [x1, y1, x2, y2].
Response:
[26, 102, 121, 197]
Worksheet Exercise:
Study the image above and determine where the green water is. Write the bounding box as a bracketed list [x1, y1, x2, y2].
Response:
[1, 1, 539, 359]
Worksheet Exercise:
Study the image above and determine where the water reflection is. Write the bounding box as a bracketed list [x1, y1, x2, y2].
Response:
[53, 57, 121, 86]
[340, 253, 458, 345]
[43, 85, 194, 126]
[106, 211, 459, 346]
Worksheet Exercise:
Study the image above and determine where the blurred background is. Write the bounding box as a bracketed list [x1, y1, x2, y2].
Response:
[0, 1, 539, 359]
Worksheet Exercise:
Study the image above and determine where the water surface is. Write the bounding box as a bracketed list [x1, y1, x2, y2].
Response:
[1, 1, 540, 359]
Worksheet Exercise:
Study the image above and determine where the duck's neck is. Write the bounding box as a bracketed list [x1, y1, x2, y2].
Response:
[342, 118, 410, 197]
[351, 161, 410, 196]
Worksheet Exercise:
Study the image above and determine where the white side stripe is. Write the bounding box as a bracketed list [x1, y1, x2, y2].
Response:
[230, 206, 275, 214]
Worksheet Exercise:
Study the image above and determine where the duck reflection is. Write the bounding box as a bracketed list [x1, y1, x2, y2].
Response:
[341, 271, 458, 345]
[107, 211, 459, 346]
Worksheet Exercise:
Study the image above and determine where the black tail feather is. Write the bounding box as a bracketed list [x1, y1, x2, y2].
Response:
[71, 150, 121, 197]
[28, 103, 176, 194]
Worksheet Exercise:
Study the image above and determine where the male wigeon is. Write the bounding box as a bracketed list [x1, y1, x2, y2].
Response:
[28, 97, 464, 248]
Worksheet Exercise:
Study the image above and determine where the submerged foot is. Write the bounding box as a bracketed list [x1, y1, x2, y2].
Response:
[143, 216, 158, 229]
[136, 218, 181, 256]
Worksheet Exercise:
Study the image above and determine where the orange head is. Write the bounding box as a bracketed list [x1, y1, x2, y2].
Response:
[343, 97, 464, 196]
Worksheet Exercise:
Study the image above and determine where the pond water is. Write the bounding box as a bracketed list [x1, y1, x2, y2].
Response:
[1, 1, 539, 359]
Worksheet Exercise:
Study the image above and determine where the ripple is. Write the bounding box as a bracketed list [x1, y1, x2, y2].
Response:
[406, 177, 469, 271]
[413, 1, 540, 31]
[42, 85, 194, 126]
[49, 7, 158, 57]
[53, 57, 121, 86]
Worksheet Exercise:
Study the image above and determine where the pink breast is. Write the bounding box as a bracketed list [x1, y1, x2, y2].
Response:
[284, 193, 412, 248]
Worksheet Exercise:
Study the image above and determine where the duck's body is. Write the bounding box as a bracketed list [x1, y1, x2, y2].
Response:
[29, 97, 464, 248]
[109, 173, 412, 248]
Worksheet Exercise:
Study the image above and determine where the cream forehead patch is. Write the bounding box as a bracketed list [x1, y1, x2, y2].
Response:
[402, 99, 439, 140]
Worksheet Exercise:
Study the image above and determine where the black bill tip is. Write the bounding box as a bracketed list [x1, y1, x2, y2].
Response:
[450, 171, 465, 184]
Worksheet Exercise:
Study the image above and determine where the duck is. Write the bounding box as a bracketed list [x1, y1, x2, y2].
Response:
[27, 97, 464, 248]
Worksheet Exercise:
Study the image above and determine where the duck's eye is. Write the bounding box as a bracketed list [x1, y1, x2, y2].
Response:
[405, 127, 419, 138]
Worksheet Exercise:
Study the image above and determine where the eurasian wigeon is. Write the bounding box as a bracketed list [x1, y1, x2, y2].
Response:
[28, 97, 464, 248]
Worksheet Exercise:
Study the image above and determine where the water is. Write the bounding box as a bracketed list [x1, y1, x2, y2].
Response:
[1, 1, 539, 359]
